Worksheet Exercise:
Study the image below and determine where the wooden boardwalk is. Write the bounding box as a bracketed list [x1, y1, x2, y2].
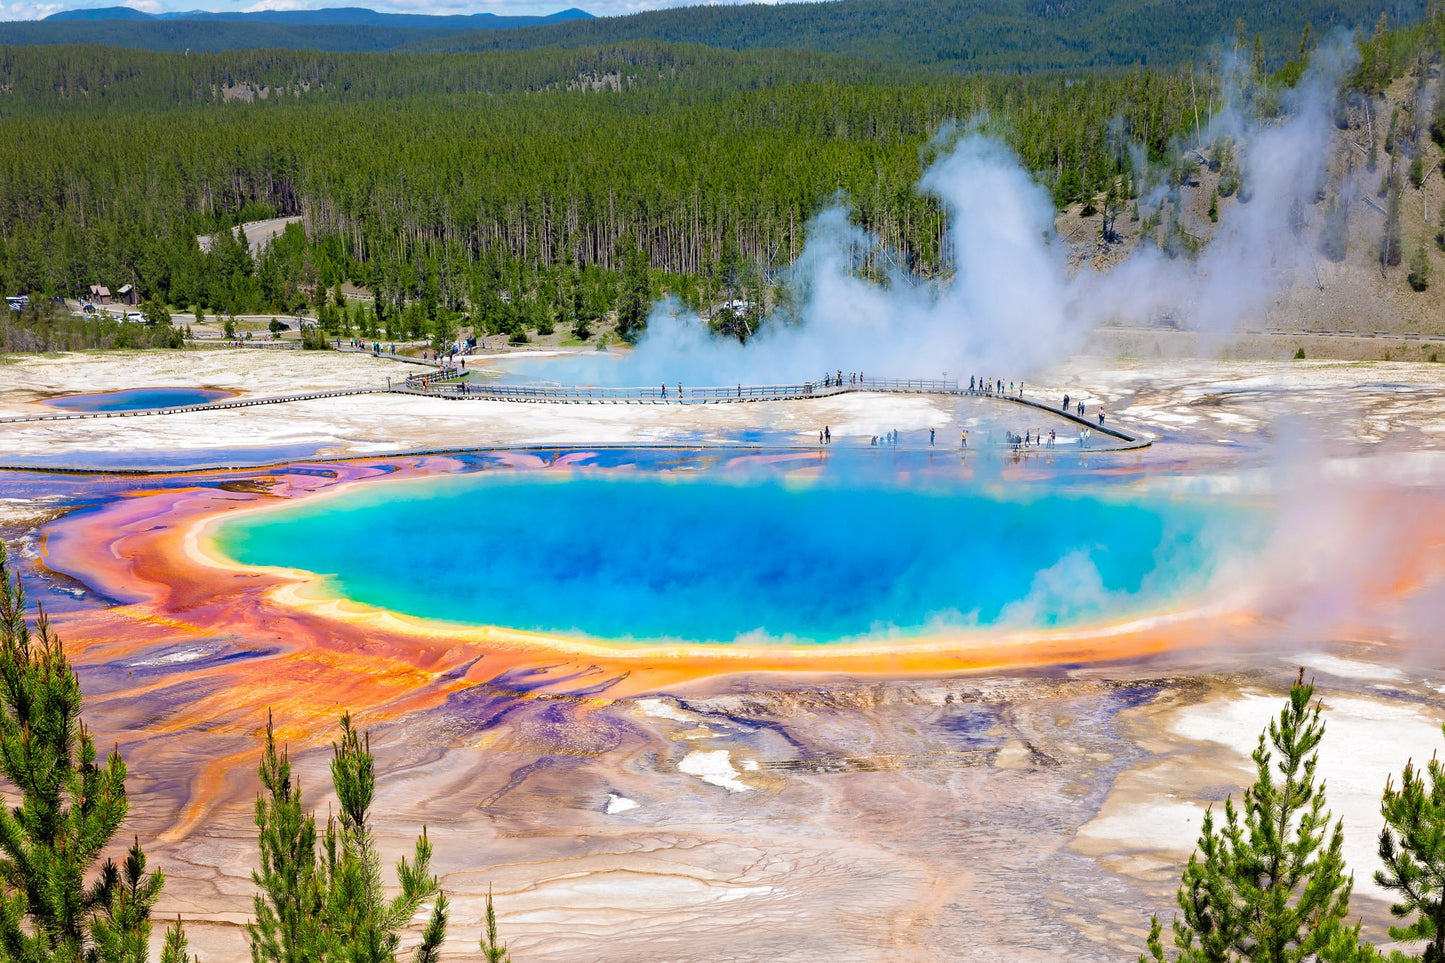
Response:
[0, 374, 1145, 447]
[396, 377, 1145, 445]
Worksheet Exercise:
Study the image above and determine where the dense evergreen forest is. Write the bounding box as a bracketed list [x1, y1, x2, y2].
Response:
[0, 40, 1212, 344]
[1, 2, 1442, 348]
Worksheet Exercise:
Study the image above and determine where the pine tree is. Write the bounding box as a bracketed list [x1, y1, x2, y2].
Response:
[1408, 241, 1432, 291]
[1382, 176, 1405, 272]
[480, 886, 510, 963]
[1376, 725, 1445, 962]
[1140, 670, 1372, 963]
[0, 541, 179, 963]
[160, 917, 196, 963]
[247, 712, 448, 963]
[615, 232, 652, 342]
[91, 839, 168, 963]
[249, 712, 323, 963]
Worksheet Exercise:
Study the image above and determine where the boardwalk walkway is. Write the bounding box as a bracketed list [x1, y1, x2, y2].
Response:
[395, 377, 1144, 445]
[0, 373, 1145, 447]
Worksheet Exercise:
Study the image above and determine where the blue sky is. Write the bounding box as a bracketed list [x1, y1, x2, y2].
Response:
[1, 0, 788, 22]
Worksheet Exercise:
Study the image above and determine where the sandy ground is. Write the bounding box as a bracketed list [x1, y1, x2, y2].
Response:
[2, 349, 1445, 961]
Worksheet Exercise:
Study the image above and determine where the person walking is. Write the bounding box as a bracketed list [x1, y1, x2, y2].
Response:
[961, 429, 968, 448]
[824, 426, 832, 444]
[930, 428, 935, 446]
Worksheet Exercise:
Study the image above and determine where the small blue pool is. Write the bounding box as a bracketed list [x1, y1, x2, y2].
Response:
[41, 387, 234, 412]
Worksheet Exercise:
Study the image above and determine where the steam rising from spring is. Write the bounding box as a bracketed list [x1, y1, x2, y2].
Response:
[602, 40, 1357, 387]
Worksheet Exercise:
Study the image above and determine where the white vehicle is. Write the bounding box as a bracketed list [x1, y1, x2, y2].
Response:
[5, 296, 27, 311]
[125, 311, 144, 323]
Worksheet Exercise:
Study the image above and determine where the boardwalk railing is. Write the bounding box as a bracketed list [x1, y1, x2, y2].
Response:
[335, 344, 450, 368]
[404, 366, 463, 387]
[0, 370, 1143, 447]
[189, 339, 300, 350]
[394, 376, 961, 404]
[391, 375, 1142, 445]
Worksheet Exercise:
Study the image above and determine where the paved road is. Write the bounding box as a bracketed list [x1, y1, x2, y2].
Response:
[196, 216, 303, 255]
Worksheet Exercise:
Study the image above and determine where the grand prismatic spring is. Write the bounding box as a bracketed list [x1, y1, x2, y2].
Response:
[3, 346, 1445, 963]
[211, 472, 1245, 643]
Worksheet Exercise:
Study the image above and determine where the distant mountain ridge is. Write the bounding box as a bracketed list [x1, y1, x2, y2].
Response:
[2, 0, 1425, 67]
[41, 5, 593, 28]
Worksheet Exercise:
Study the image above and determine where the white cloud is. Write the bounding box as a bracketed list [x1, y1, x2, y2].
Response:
[240, 0, 319, 12]
[0, 0, 64, 20]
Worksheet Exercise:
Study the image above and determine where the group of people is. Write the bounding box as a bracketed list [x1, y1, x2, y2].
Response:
[968, 377, 1023, 398]
[1059, 393, 1107, 425]
[869, 429, 905, 447]
[1008, 428, 1060, 450]
[822, 371, 864, 388]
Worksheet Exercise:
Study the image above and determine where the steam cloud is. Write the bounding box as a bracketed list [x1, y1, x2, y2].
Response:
[567, 40, 1357, 388]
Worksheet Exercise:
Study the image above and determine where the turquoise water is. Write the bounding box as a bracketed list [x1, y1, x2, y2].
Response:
[43, 387, 230, 412]
[213, 473, 1243, 644]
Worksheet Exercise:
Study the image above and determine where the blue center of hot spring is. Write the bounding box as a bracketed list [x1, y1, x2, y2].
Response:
[43, 387, 229, 412]
[214, 473, 1239, 644]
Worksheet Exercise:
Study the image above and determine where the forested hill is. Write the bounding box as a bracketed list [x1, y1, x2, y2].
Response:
[0, 20, 469, 52]
[407, 0, 1425, 70]
[0, 6, 591, 52]
[0, 0, 1425, 62]
[43, 7, 592, 28]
